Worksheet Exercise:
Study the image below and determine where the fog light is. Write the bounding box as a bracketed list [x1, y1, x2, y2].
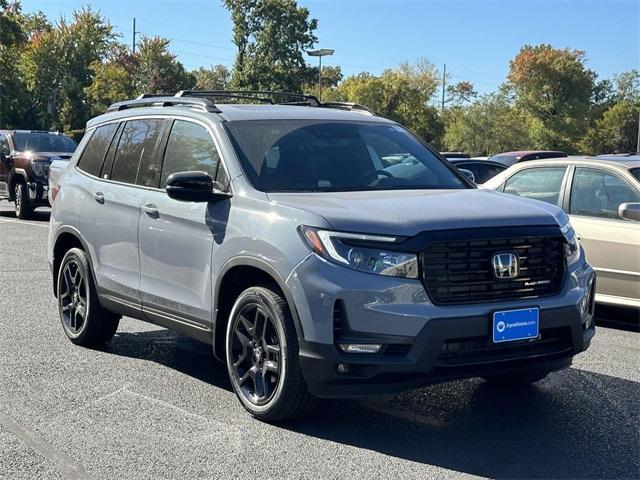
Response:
[337, 363, 349, 374]
[338, 343, 382, 354]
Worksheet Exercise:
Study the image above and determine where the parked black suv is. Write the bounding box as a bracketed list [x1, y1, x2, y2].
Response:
[0, 130, 77, 218]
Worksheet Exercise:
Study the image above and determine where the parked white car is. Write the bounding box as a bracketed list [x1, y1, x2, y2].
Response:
[48, 157, 71, 204]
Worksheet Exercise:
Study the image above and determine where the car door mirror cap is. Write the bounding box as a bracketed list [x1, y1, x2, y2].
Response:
[166, 170, 232, 203]
[618, 202, 640, 221]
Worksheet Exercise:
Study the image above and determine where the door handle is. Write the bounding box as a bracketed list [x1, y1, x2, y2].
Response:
[142, 203, 159, 218]
[93, 192, 104, 204]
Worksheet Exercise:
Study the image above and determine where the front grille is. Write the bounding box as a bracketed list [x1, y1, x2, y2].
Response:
[421, 235, 565, 305]
[435, 327, 572, 367]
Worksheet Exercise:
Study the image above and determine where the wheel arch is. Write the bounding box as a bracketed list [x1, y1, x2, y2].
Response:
[52, 226, 94, 297]
[213, 256, 304, 362]
[8, 169, 28, 200]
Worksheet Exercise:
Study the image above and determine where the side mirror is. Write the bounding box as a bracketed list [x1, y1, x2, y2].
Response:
[618, 202, 640, 221]
[459, 168, 475, 183]
[166, 171, 231, 202]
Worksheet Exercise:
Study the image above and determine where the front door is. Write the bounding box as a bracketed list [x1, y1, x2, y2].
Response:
[0, 134, 11, 197]
[138, 118, 230, 330]
[568, 167, 640, 304]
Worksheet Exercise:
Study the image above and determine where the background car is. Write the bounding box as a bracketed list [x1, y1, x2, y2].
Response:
[440, 151, 470, 159]
[48, 157, 71, 204]
[449, 158, 507, 184]
[484, 156, 640, 309]
[0, 130, 77, 218]
[489, 150, 567, 167]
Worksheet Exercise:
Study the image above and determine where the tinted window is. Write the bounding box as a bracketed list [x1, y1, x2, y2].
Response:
[0, 134, 9, 155]
[503, 167, 566, 206]
[485, 163, 506, 179]
[226, 120, 465, 192]
[630, 168, 640, 182]
[570, 168, 640, 219]
[77, 124, 118, 177]
[111, 119, 165, 185]
[12, 133, 77, 153]
[161, 120, 226, 188]
[454, 162, 487, 183]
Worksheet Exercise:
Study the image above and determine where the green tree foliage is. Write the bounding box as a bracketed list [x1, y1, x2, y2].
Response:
[336, 59, 443, 144]
[193, 64, 231, 90]
[446, 80, 477, 107]
[581, 101, 640, 154]
[443, 91, 536, 155]
[136, 36, 195, 94]
[508, 44, 596, 152]
[84, 50, 139, 117]
[223, 0, 317, 92]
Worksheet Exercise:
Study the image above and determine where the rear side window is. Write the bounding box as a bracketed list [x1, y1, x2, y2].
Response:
[76, 123, 118, 177]
[503, 167, 566, 206]
[111, 119, 165, 185]
[161, 120, 227, 189]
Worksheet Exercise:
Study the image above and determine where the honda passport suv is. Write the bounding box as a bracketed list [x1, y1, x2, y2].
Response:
[0, 130, 77, 218]
[48, 91, 596, 421]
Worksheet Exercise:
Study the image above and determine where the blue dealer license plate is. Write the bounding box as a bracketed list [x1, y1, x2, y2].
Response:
[492, 308, 539, 343]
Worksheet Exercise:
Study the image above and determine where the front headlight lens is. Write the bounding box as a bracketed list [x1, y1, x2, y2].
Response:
[299, 226, 418, 278]
[561, 222, 581, 266]
[31, 160, 48, 177]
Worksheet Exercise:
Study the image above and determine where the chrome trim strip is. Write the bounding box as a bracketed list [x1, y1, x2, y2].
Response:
[143, 304, 212, 332]
[593, 267, 640, 277]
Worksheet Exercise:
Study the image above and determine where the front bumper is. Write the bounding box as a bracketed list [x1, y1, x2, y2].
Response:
[27, 181, 50, 206]
[288, 252, 596, 398]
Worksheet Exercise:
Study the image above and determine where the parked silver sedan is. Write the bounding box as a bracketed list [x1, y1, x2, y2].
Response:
[484, 156, 640, 309]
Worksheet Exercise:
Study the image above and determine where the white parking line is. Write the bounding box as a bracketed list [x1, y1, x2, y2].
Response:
[0, 218, 49, 228]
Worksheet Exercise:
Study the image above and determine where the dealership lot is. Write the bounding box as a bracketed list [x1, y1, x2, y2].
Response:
[0, 204, 638, 480]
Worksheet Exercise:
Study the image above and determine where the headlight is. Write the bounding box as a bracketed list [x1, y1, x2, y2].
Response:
[299, 226, 418, 278]
[31, 160, 48, 177]
[561, 222, 580, 266]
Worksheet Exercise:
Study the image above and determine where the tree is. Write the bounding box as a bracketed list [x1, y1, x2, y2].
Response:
[443, 91, 536, 155]
[84, 51, 139, 117]
[223, 0, 317, 92]
[0, 0, 24, 46]
[136, 36, 195, 94]
[613, 70, 640, 104]
[446, 80, 477, 107]
[581, 101, 640, 154]
[508, 44, 596, 152]
[193, 64, 230, 90]
[336, 59, 443, 144]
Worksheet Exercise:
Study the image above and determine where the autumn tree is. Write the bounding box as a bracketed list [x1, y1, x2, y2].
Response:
[136, 36, 195, 94]
[508, 44, 596, 152]
[193, 64, 230, 90]
[223, 0, 317, 92]
[446, 80, 477, 107]
[581, 101, 640, 154]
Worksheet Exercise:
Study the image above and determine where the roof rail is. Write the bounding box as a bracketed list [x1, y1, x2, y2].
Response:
[321, 101, 374, 115]
[106, 96, 221, 113]
[176, 90, 322, 107]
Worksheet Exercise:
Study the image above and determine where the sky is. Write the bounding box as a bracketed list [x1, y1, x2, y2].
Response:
[22, 0, 640, 94]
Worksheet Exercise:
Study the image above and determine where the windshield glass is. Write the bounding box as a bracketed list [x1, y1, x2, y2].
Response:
[225, 120, 466, 192]
[12, 133, 77, 153]
[490, 155, 520, 166]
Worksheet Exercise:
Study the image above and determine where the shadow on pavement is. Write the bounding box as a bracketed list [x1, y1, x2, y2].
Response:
[595, 304, 640, 332]
[103, 329, 232, 392]
[283, 368, 639, 479]
[0, 208, 50, 222]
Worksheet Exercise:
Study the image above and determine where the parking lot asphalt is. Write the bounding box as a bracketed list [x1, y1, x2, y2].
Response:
[0, 203, 638, 480]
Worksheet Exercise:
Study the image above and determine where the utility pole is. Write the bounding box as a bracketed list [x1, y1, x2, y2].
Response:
[132, 18, 139, 54]
[441, 64, 446, 111]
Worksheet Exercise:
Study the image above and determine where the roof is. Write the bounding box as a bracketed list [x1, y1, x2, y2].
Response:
[593, 154, 640, 163]
[87, 102, 393, 129]
[492, 150, 565, 157]
[507, 155, 640, 170]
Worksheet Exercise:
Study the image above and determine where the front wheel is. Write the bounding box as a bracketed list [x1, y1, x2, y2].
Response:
[14, 183, 33, 219]
[483, 371, 549, 386]
[225, 286, 316, 422]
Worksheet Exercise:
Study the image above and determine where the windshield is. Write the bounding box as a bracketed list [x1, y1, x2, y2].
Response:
[490, 155, 521, 166]
[225, 120, 466, 192]
[12, 133, 77, 153]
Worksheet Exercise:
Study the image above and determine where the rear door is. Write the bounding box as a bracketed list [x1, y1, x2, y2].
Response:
[567, 167, 640, 304]
[80, 118, 167, 306]
[138, 118, 231, 330]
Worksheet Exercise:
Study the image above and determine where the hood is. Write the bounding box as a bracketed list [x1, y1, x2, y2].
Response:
[267, 189, 568, 236]
[14, 151, 73, 162]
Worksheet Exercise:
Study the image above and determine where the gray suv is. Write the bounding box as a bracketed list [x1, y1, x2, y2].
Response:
[48, 91, 596, 421]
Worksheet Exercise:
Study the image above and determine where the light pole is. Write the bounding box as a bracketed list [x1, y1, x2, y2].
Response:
[308, 48, 334, 101]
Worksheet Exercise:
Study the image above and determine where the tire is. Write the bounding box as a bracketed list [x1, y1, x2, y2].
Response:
[57, 247, 120, 347]
[14, 182, 33, 220]
[483, 371, 549, 386]
[225, 285, 316, 422]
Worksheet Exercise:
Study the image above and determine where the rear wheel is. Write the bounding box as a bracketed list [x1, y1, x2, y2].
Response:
[226, 285, 316, 422]
[483, 371, 549, 386]
[57, 248, 120, 347]
[14, 182, 33, 219]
